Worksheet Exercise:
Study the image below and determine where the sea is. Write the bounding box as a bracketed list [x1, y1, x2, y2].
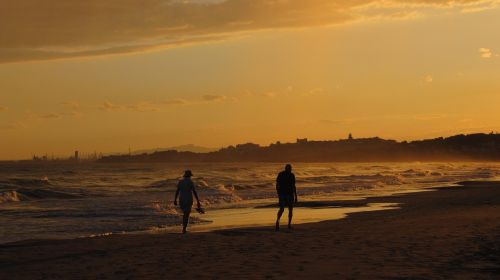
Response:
[0, 162, 498, 244]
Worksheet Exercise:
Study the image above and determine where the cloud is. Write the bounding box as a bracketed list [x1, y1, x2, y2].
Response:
[2, 109, 81, 131]
[318, 119, 345, 125]
[262, 92, 277, 98]
[0, 122, 24, 130]
[38, 113, 62, 119]
[243, 90, 279, 98]
[455, 0, 500, 13]
[61, 101, 80, 110]
[479, 47, 493, 58]
[99, 101, 160, 112]
[163, 98, 189, 105]
[100, 101, 123, 111]
[243, 86, 330, 99]
[202, 94, 227, 102]
[2, 0, 498, 63]
[412, 114, 448, 121]
[64, 111, 83, 117]
[303, 88, 325, 97]
[60, 101, 83, 117]
[126, 103, 161, 112]
[424, 74, 433, 83]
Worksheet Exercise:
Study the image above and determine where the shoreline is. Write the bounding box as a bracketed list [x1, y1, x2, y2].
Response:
[116, 183, 456, 236]
[1, 181, 499, 279]
[0, 181, 442, 244]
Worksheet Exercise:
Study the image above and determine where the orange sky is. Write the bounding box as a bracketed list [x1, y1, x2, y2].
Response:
[1, 0, 500, 159]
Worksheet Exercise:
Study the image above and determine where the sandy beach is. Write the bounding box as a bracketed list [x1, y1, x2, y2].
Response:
[1, 181, 499, 280]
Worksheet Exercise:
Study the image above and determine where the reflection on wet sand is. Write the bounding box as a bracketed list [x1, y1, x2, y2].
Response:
[172, 202, 399, 233]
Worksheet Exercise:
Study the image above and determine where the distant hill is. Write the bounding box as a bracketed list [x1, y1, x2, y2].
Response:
[100, 133, 500, 163]
[132, 144, 218, 154]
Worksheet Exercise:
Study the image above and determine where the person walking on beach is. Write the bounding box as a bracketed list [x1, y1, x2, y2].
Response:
[275, 164, 298, 231]
[174, 170, 201, 234]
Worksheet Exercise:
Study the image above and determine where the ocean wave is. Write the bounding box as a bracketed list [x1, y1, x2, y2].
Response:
[0, 178, 52, 189]
[148, 179, 179, 189]
[232, 183, 272, 190]
[0, 188, 84, 203]
[298, 175, 338, 183]
[339, 174, 406, 185]
[296, 173, 406, 186]
[197, 183, 242, 205]
[111, 167, 155, 173]
[400, 169, 432, 177]
[197, 179, 209, 187]
[0, 190, 23, 203]
[473, 168, 498, 177]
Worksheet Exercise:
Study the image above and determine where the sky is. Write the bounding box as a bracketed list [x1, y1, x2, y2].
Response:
[1, 0, 500, 160]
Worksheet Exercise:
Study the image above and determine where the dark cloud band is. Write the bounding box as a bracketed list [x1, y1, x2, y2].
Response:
[0, 0, 491, 63]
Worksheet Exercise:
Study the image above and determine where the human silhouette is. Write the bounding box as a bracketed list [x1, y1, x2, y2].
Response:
[275, 164, 298, 231]
[173, 170, 201, 234]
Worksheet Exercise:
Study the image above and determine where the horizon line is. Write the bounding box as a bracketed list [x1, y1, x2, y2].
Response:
[2, 131, 498, 162]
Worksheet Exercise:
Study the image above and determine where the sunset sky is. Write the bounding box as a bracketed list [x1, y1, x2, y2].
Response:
[1, 0, 499, 160]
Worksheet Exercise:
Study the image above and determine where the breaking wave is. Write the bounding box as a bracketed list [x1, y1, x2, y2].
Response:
[0, 177, 51, 188]
[0, 190, 22, 203]
[197, 182, 242, 205]
[0, 188, 84, 203]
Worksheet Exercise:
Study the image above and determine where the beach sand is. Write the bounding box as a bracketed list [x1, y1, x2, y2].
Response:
[1, 181, 499, 279]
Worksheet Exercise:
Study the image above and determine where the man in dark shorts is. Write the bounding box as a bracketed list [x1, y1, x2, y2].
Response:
[275, 164, 298, 231]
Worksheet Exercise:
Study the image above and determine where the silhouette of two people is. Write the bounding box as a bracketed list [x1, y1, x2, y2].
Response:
[173, 164, 298, 233]
[275, 164, 298, 231]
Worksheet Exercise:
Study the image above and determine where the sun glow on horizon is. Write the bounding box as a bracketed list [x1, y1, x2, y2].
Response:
[1, 1, 500, 160]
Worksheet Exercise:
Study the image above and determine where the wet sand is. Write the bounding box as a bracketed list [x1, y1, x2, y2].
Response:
[1, 181, 499, 279]
[189, 202, 399, 232]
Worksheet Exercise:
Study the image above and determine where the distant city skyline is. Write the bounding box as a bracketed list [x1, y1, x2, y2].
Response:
[16, 132, 499, 161]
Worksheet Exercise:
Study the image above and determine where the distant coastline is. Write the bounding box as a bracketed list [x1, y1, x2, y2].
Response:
[97, 133, 500, 163]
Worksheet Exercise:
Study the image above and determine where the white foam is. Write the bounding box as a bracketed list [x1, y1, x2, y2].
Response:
[0, 190, 22, 203]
